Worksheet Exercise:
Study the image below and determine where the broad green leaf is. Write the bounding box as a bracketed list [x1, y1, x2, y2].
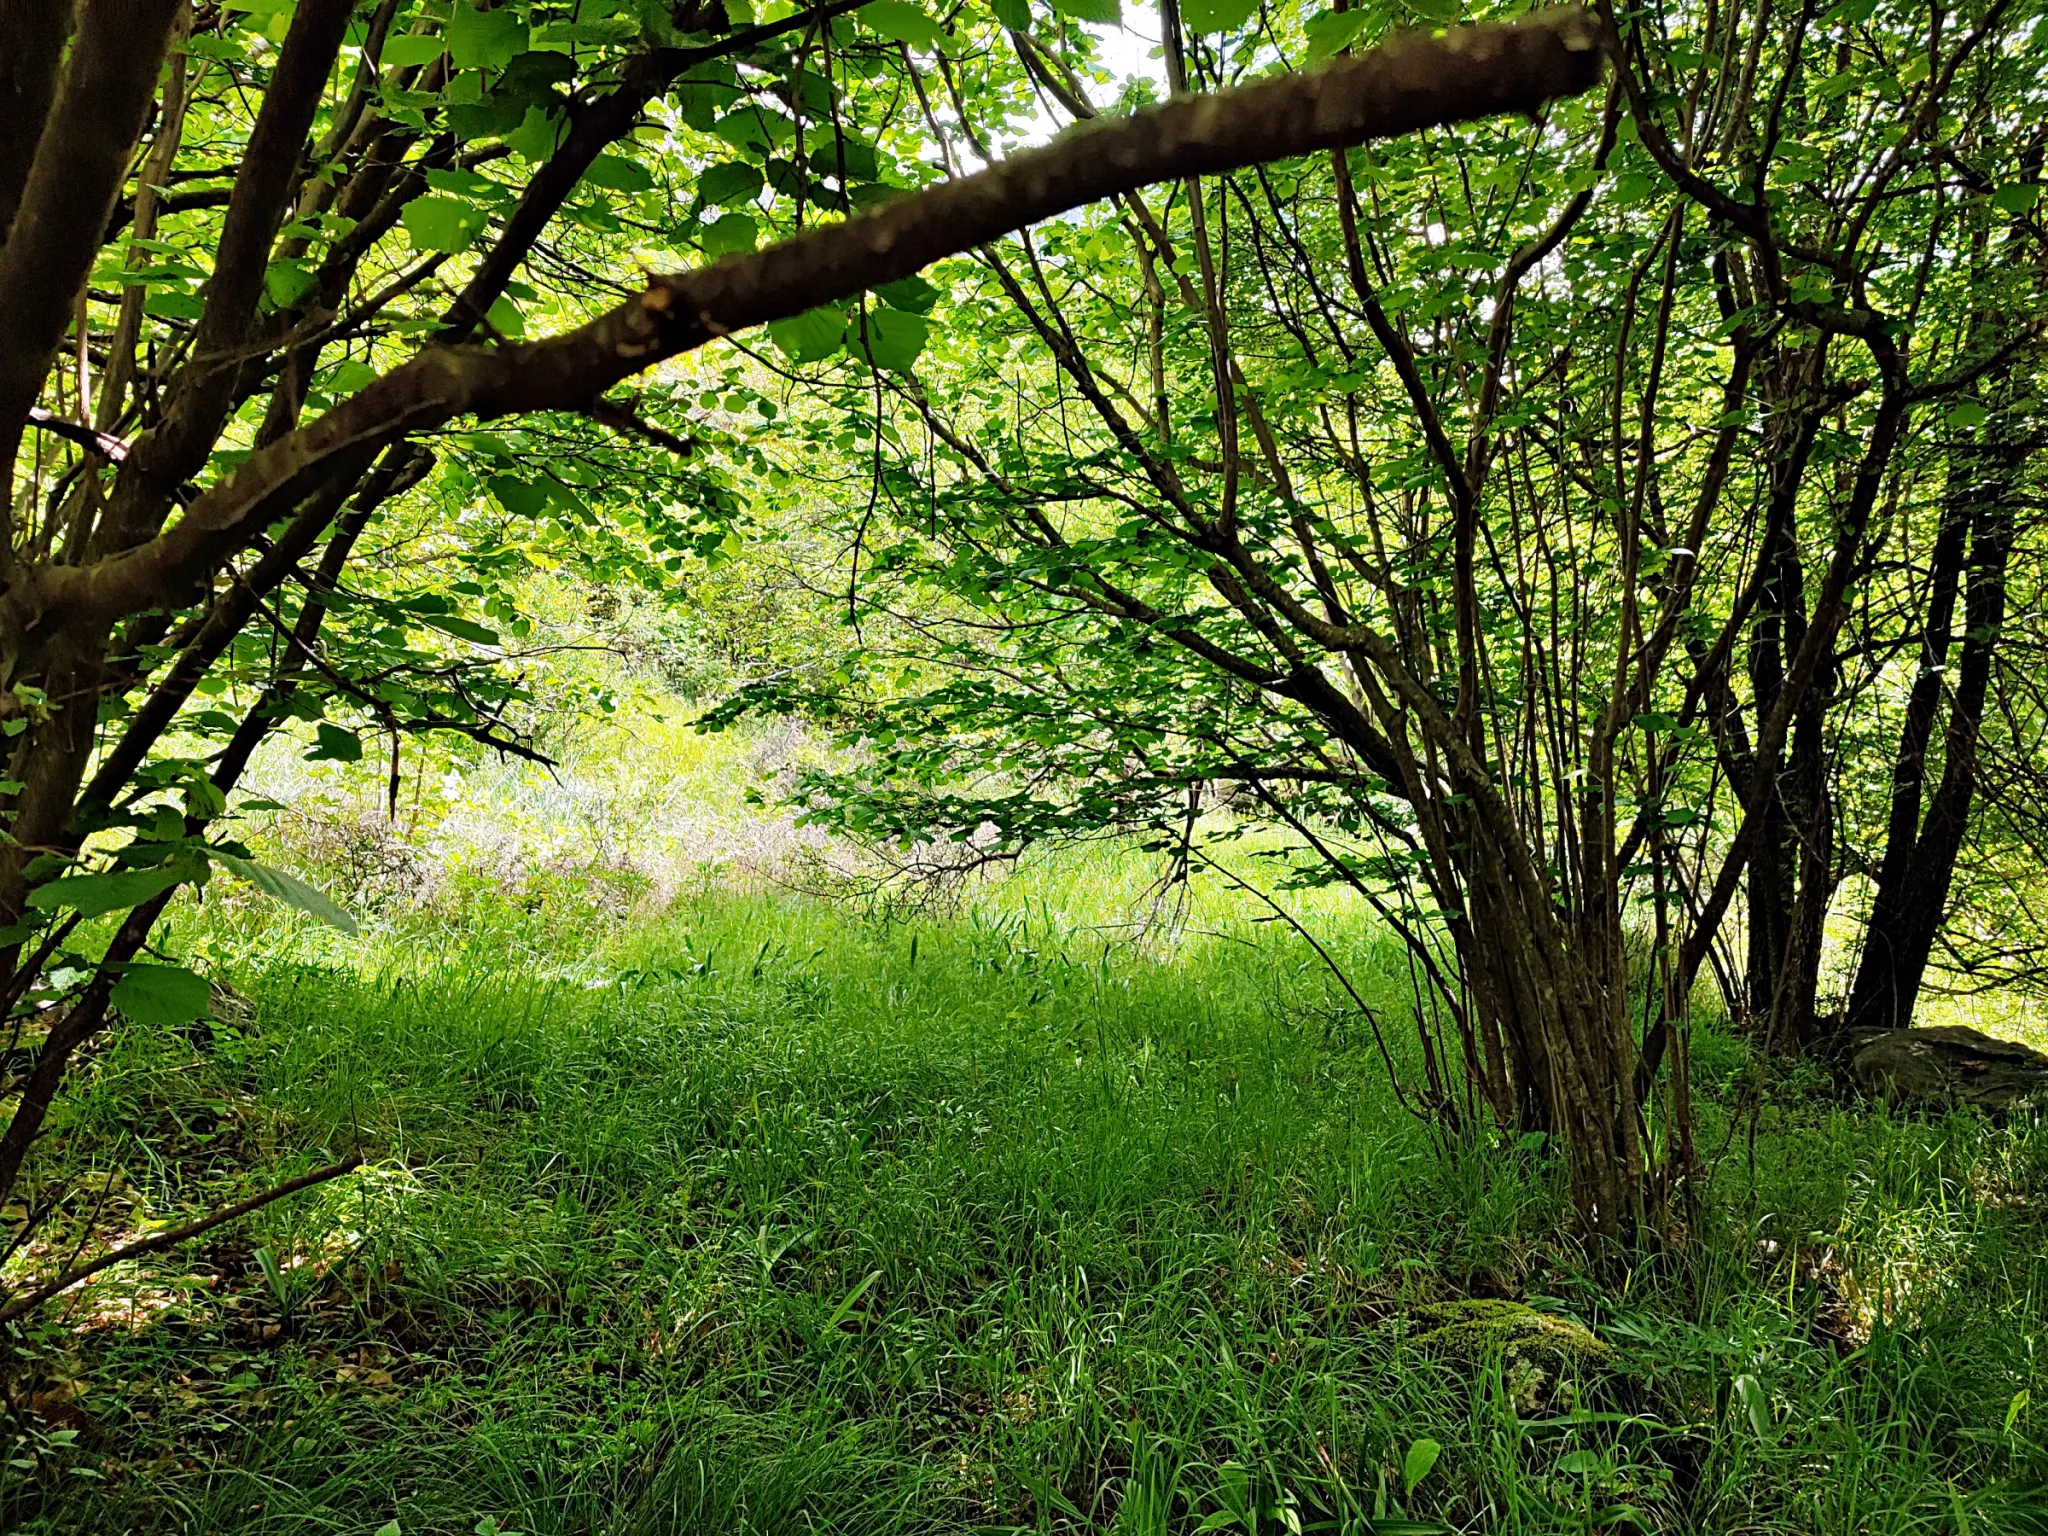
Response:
[488, 474, 550, 517]
[381, 34, 446, 67]
[1992, 183, 2041, 213]
[1181, 0, 1259, 32]
[852, 307, 929, 373]
[111, 963, 211, 1026]
[506, 106, 569, 162]
[423, 612, 503, 646]
[24, 865, 189, 918]
[699, 161, 766, 206]
[585, 153, 654, 193]
[1403, 1437, 1442, 1495]
[447, 2, 528, 69]
[1304, 8, 1370, 59]
[876, 274, 941, 314]
[145, 290, 206, 319]
[485, 294, 525, 338]
[1947, 399, 1989, 429]
[324, 359, 380, 392]
[401, 195, 488, 254]
[1049, 0, 1119, 21]
[991, 0, 1030, 26]
[710, 110, 794, 155]
[860, 0, 946, 49]
[263, 259, 318, 308]
[447, 97, 530, 139]
[701, 212, 759, 256]
[307, 723, 364, 763]
[210, 851, 359, 935]
[769, 305, 848, 364]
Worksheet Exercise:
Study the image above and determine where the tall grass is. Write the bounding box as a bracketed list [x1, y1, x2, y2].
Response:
[4, 862, 2045, 1534]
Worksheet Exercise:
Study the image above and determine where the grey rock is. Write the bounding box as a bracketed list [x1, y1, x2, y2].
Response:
[1851, 1025, 2048, 1113]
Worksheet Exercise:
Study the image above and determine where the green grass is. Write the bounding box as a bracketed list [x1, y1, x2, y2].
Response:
[4, 876, 2047, 1534]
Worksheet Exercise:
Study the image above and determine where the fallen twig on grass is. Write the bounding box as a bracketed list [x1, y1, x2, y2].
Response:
[0, 1152, 366, 1325]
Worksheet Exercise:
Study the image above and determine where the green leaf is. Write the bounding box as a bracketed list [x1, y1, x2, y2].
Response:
[699, 161, 765, 207]
[701, 212, 758, 256]
[264, 259, 318, 308]
[447, 2, 528, 69]
[488, 475, 550, 517]
[485, 294, 525, 339]
[1733, 1373, 1774, 1439]
[145, 290, 206, 319]
[876, 274, 941, 314]
[24, 865, 188, 918]
[852, 307, 929, 373]
[1403, 1437, 1442, 1496]
[210, 851, 359, 935]
[860, 0, 946, 49]
[381, 34, 446, 67]
[1991, 182, 2041, 213]
[1947, 399, 1989, 430]
[505, 106, 568, 162]
[1180, 0, 1259, 32]
[401, 195, 489, 254]
[374, 1524, 402, 1536]
[768, 305, 848, 364]
[585, 153, 654, 192]
[422, 612, 503, 646]
[307, 723, 364, 763]
[1303, 8, 1370, 59]
[1049, 0, 1119, 21]
[111, 964, 211, 1026]
[820, 139, 880, 182]
[446, 97, 529, 138]
[990, 0, 1030, 26]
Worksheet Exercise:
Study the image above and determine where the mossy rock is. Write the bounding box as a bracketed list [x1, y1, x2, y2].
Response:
[1409, 1299, 1613, 1362]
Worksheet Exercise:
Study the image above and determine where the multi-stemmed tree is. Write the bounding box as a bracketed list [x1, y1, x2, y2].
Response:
[730, 0, 2045, 1243]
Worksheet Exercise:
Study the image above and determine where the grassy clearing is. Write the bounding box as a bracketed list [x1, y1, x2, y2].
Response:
[3, 870, 2046, 1533]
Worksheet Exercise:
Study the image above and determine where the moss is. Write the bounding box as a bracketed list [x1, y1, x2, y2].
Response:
[1408, 1298, 1613, 1362]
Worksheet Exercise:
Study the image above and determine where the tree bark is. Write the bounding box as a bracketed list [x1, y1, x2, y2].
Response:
[1845, 414, 2023, 1033]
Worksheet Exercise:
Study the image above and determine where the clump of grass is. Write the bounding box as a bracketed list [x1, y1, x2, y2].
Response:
[3, 873, 2046, 1534]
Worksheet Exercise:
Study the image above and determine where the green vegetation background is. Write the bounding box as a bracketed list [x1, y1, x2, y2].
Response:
[4, 684, 2045, 1531]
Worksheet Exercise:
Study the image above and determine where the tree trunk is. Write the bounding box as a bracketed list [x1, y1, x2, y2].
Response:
[1845, 414, 2023, 1034]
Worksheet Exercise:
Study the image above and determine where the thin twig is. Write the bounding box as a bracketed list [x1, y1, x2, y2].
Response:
[0, 1153, 366, 1324]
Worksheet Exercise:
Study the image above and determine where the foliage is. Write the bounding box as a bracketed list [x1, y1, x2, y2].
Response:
[706, 0, 2048, 1238]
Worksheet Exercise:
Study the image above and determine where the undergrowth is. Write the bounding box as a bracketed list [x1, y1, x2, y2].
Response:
[2, 876, 2045, 1533]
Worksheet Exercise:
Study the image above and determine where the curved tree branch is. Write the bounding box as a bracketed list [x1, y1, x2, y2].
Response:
[24, 7, 1606, 633]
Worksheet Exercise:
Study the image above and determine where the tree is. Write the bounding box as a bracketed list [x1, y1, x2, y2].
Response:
[0, 0, 1601, 1280]
[722, 0, 2046, 1244]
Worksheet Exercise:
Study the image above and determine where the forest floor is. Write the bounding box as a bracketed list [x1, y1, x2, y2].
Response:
[3, 867, 2047, 1534]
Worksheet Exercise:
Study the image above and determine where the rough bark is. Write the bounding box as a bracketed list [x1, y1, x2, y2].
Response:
[0, 0, 185, 506]
[0, 0, 78, 250]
